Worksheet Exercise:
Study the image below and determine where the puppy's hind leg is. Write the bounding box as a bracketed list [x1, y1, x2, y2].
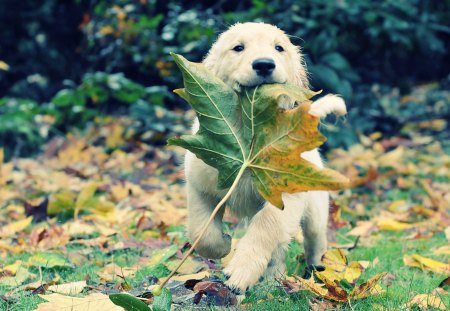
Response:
[301, 191, 329, 270]
[186, 183, 231, 259]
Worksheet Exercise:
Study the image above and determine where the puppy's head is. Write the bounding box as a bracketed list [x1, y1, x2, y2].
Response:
[203, 22, 308, 91]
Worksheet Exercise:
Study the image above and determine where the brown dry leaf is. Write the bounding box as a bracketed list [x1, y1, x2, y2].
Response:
[36, 293, 123, 311]
[47, 281, 87, 294]
[294, 276, 347, 302]
[404, 254, 450, 275]
[438, 276, 450, 288]
[308, 296, 337, 311]
[405, 292, 446, 310]
[96, 263, 137, 282]
[193, 281, 237, 306]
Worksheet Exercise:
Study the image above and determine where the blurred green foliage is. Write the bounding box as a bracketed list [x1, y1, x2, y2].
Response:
[1, 0, 449, 159]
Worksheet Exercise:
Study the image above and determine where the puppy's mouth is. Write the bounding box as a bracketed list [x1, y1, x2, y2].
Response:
[233, 79, 287, 92]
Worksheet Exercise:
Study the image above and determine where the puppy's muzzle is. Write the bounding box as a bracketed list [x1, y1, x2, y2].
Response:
[252, 58, 275, 77]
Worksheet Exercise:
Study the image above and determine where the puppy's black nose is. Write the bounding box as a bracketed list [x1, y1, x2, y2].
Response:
[252, 58, 275, 76]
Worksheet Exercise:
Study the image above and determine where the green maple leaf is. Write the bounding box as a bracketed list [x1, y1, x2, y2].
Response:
[169, 53, 349, 208]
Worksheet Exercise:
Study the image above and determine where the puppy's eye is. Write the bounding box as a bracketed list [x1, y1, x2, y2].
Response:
[232, 45, 244, 52]
[275, 45, 285, 52]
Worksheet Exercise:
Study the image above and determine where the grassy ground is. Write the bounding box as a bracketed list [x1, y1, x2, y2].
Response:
[1, 87, 449, 310]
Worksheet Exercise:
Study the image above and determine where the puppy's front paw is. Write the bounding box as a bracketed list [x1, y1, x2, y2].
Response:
[223, 258, 266, 293]
[196, 233, 232, 259]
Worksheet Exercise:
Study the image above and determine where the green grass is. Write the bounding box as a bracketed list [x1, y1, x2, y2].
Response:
[2, 230, 448, 310]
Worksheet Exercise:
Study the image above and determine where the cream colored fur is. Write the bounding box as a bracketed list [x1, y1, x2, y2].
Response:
[184, 22, 347, 292]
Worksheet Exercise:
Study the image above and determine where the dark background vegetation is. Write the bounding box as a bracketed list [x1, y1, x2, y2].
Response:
[1, 0, 449, 159]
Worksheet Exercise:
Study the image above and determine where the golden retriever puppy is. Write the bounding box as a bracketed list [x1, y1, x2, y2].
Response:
[184, 22, 346, 293]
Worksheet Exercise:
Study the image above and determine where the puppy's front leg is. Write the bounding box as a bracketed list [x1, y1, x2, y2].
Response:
[187, 183, 232, 259]
[309, 94, 346, 118]
[224, 196, 306, 292]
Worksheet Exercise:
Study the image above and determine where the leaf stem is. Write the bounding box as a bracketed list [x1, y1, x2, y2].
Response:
[157, 163, 248, 290]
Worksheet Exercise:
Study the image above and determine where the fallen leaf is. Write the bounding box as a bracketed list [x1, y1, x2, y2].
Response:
[47, 281, 87, 294]
[28, 252, 73, 269]
[146, 245, 178, 267]
[292, 271, 387, 302]
[376, 219, 413, 231]
[346, 221, 377, 237]
[62, 221, 97, 236]
[308, 296, 336, 311]
[316, 249, 365, 284]
[0, 266, 35, 287]
[434, 245, 450, 255]
[405, 293, 446, 310]
[164, 259, 205, 275]
[193, 281, 237, 306]
[0, 216, 33, 238]
[159, 271, 210, 283]
[96, 263, 137, 282]
[403, 254, 450, 275]
[37, 293, 123, 311]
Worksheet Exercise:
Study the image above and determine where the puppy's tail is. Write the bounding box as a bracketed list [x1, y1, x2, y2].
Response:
[309, 94, 347, 118]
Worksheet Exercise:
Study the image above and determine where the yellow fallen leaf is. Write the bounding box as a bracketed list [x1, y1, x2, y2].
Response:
[387, 200, 409, 213]
[0, 266, 35, 287]
[377, 146, 404, 167]
[1, 260, 25, 275]
[404, 254, 450, 275]
[405, 293, 446, 310]
[159, 270, 210, 284]
[164, 259, 205, 275]
[62, 221, 97, 236]
[376, 219, 413, 231]
[346, 221, 376, 237]
[110, 184, 129, 202]
[0, 60, 9, 71]
[37, 293, 123, 311]
[434, 245, 450, 255]
[48, 190, 77, 215]
[75, 183, 98, 210]
[106, 124, 125, 148]
[316, 249, 365, 284]
[0, 216, 33, 238]
[47, 281, 87, 294]
[0, 241, 23, 253]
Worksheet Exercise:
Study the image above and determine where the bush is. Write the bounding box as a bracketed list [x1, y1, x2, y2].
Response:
[1, 0, 449, 158]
